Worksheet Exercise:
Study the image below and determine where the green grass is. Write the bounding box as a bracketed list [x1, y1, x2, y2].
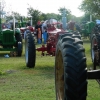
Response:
[0, 39, 100, 100]
[83, 39, 93, 69]
[0, 42, 55, 100]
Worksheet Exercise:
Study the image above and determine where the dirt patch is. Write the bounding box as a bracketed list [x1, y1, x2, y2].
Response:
[5, 70, 17, 74]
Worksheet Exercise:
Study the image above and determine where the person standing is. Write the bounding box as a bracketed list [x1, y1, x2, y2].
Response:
[41, 20, 48, 44]
[37, 28, 42, 44]
[35, 21, 42, 43]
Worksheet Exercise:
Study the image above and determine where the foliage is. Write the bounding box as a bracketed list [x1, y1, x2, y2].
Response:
[81, 14, 91, 22]
[4, 5, 86, 26]
[0, 0, 6, 13]
[58, 7, 71, 15]
[45, 13, 61, 21]
[27, 6, 42, 26]
[80, 13, 96, 23]
[39, 13, 47, 21]
[27, 6, 62, 25]
[58, 7, 82, 23]
[58, 7, 71, 21]
[79, 0, 100, 19]
[12, 11, 22, 20]
[5, 11, 22, 21]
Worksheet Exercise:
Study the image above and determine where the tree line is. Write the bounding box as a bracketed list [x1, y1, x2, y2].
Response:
[79, 0, 100, 22]
[5, 6, 81, 26]
[3, 0, 100, 26]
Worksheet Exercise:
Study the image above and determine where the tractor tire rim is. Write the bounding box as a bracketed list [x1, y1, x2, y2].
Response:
[55, 50, 64, 100]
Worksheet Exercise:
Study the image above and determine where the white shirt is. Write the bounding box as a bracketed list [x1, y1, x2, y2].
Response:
[41, 20, 48, 33]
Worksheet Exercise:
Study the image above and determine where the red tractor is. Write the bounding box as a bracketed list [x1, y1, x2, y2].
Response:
[24, 12, 88, 99]
[36, 19, 67, 56]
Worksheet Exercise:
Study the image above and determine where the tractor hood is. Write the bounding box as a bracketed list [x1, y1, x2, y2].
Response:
[48, 29, 65, 34]
[2, 29, 14, 34]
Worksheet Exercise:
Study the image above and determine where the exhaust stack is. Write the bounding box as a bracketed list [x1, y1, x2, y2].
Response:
[62, 10, 67, 30]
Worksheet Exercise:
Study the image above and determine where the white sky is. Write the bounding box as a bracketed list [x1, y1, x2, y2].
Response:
[4, 0, 84, 17]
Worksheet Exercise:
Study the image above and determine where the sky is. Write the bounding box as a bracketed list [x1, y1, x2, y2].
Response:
[4, 0, 84, 17]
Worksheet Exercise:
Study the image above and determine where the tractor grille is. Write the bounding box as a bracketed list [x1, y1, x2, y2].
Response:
[3, 32, 14, 44]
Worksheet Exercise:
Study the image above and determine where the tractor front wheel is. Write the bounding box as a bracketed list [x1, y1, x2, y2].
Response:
[55, 33, 87, 100]
[25, 32, 36, 68]
[17, 42, 22, 57]
[15, 33, 23, 56]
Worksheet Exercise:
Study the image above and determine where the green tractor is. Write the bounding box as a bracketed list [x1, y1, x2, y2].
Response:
[0, 17, 23, 57]
[81, 21, 95, 39]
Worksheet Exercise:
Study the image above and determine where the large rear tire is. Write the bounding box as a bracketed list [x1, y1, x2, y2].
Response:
[25, 32, 36, 68]
[55, 33, 87, 100]
[91, 34, 100, 69]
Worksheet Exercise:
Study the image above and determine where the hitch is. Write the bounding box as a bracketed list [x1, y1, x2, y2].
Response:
[87, 69, 100, 85]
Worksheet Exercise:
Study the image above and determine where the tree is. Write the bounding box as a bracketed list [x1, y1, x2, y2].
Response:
[46, 13, 61, 21]
[39, 13, 47, 21]
[12, 11, 21, 20]
[0, 0, 6, 19]
[58, 7, 71, 15]
[0, 0, 6, 14]
[58, 7, 71, 21]
[81, 13, 96, 22]
[79, 0, 100, 19]
[27, 6, 42, 26]
[5, 11, 21, 21]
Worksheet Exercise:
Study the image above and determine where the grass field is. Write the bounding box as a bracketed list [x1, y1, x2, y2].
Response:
[0, 38, 100, 100]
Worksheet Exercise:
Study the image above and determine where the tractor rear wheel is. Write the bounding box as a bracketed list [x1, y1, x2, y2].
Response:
[55, 33, 87, 100]
[91, 34, 100, 69]
[15, 33, 22, 46]
[25, 32, 36, 68]
[91, 35, 97, 69]
[15, 33, 23, 56]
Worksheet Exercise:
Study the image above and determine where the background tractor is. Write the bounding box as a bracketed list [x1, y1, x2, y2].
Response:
[90, 20, 100, 71]
[0, 15, 23, 57]
[24, 10, 88, 100]
[80, 21, 95, 39]
[18, 17, 35, 39]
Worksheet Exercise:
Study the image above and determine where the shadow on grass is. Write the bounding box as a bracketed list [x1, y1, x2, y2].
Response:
[20, 65, 54, 73]
[18, 65, 55, 79]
